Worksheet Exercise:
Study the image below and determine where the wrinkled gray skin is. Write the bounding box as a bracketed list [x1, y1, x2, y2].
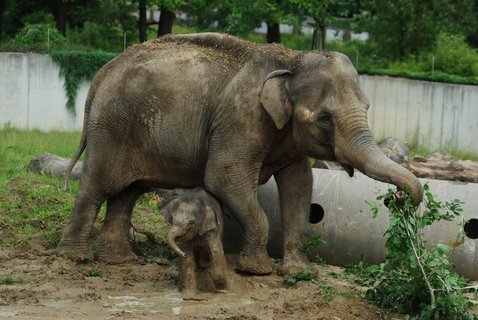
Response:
[160, 187, 228, 295]
[58, 33, 423, 275]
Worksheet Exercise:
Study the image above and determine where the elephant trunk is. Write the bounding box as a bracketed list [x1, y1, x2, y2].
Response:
[337, 116, 423, 205]
[167, 225, 187, 258]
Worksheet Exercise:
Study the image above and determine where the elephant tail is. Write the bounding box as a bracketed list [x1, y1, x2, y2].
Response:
[63, 90, 94, 192]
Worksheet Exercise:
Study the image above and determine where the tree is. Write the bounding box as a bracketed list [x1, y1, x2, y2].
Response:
[358, 0, 475, 60]
[149, 0, 184, 37]
[139, 0, 147, 42]
[52, 0, 69, 35]
[289, 0, 341, 50]
[222, 0, 288, 43]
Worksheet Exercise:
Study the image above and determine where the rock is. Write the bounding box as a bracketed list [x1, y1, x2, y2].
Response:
[28, 153, 82, 180]
[378, 137, 409, 165]
[405, 152, 478, 183]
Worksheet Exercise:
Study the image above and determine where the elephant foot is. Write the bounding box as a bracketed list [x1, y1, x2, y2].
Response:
[55, 241, 94, 262]
[181, 288, 205, 301]
[236, 251, 274, 275]
[95, 241, 137, 264]
[277, 254, 312, 276]
[211, 273, 228, 290]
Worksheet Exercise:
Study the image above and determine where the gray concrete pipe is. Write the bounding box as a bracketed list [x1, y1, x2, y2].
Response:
[222, 168, 478, 280]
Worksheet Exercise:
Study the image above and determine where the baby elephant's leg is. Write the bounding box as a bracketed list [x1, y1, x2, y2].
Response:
[178, 247, 198, 297]
[207, 238, 228, 290]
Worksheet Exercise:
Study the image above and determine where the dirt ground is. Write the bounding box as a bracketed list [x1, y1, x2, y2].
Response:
[0, 240, 413, 320]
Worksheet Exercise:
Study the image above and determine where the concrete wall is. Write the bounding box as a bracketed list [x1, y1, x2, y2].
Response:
[0, 52, 88, 131]
[361, 75, 478, 154]
[1, 52, 477, 153]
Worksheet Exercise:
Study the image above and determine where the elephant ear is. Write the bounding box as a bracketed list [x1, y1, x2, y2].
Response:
[158, 198, 178, 225]
[260, 70, 293, 130]
[199, 205, 218, 236]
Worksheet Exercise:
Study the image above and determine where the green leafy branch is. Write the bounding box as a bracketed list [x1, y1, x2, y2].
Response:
[365, 183, 477, 319]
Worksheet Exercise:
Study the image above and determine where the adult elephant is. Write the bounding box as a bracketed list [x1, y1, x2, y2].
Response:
[58, 33, 423, 275]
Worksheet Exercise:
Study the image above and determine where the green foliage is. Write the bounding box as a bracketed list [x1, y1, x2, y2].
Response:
[7, 23, 65, 52]
[283, 269, 318, 284]
[358, 0, 475, 60]
[2, 275, 24, 285]
[87, 268, 102, 277]
[385, 33, 478, 79]
[364, 184, 476, 319]
[432, 33, 478, 77]
[66, 22, 125, 53]
[307, 234, 327, 249]
[49, 51, 117, 114]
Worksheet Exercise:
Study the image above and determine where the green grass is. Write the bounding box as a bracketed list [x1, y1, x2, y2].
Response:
[0, 126, 168, 252]
[408, 145, 478, 162]
[0, 126, 81, 248]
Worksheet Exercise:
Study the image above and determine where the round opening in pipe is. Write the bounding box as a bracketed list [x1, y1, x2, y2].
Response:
[383, 196, 392, 208]
[464, 218, 478, 239]
[309, 203, 324, 224]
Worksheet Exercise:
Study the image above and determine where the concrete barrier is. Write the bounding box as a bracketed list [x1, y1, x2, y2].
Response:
[224, 169, 478, 280]
[0, 52, 88, 131]
[1, 53, 477, 154]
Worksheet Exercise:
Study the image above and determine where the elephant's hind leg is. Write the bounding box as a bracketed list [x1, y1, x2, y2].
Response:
[95, 185, 146, 263]
[56, 175, 106, 261]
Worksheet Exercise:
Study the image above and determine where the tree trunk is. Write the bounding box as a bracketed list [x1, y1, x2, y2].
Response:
[157, 8, 175, 37]
[266, 22, 281, 43]
[55, 0, 68, 35]
[0, 0, 5, 40]
[319, 23, 326, 50]
[311, 20, 326, 50]
[139, 0, 147, 42]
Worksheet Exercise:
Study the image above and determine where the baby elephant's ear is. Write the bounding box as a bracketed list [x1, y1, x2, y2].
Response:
[199, 205, 218, 236]
[158, 198, 177, 225]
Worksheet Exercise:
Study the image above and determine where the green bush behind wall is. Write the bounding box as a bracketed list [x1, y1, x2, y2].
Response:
[49, 51, 117, 114]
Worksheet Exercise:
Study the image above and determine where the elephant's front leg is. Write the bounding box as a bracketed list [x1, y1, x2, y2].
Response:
[205, 160, 274, 275]
[206, 235, 229, 290]
[274, 157, 312, 275]
[178, 246, 199, 299]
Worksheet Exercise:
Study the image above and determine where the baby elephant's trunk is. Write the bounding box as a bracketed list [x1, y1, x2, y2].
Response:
[167, 225, 187, 257]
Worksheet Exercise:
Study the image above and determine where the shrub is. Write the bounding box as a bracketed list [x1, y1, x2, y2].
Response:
[67, 22, 125, 53]
[365, 184, 477, 319]
[9, 23, 65, 51]
[432, 33, 478, 77]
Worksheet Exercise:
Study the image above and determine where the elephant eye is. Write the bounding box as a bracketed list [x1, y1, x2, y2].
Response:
[316, 113, 333, 128]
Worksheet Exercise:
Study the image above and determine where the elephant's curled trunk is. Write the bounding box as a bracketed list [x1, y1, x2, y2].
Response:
[341, 129, 423, 205]
[167, 225, 187, 258]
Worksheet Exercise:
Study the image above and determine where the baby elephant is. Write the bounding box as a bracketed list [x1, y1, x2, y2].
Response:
[159, 188, 228, 296]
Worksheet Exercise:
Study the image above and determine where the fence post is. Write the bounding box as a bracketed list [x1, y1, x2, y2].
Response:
[356, 50, 359, 70]
[432, 55, 435, 76]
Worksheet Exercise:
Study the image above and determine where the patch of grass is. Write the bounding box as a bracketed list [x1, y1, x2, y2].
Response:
[0, 127, 81, 247]
[338, 290, 358, 299]
[87, 268, 102, 277]
[2, 275, 24, 285]
[408, 145, 478, 162]
[0, 128, 168, 256]
[283, 269, 318, 285]
[318, 282, 335, 302]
